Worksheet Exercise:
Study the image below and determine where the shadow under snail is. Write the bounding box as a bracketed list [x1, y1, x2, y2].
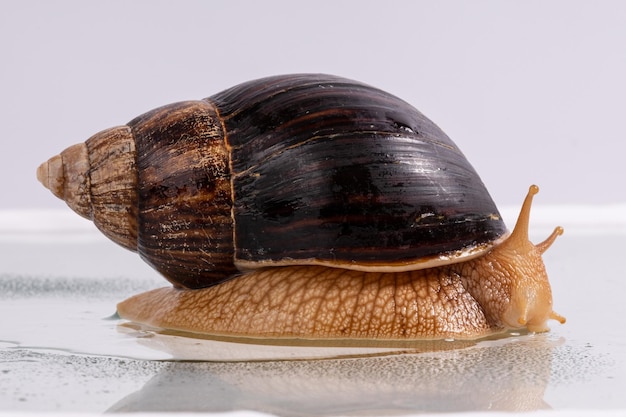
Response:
[37, 74, 565, 342]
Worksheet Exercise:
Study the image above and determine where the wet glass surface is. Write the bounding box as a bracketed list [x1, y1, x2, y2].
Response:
[0, 208, 625, 414]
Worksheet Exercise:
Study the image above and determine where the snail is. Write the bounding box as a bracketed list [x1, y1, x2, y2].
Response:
[37, 74, 565, 341]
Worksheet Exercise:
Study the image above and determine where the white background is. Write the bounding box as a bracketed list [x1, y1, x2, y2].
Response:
[2, 0, 625, 210]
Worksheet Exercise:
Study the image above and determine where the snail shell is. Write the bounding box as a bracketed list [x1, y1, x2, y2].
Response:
[38, 74, 565, 341]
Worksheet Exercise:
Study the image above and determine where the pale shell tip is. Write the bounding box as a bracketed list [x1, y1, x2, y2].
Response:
[36, 154, 64, 198]
[36, 161, 48, 187]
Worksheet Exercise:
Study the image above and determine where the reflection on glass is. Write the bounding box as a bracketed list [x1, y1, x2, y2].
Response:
[109, 334, 561, 415]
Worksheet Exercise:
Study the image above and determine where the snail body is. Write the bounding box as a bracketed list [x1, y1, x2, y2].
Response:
[38, 74, 565, 341]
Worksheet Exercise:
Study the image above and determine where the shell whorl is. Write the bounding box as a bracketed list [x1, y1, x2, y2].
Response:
[213, 74, 507, 270]
[37, 126, 139, 251]
[129, 100, 237, 288]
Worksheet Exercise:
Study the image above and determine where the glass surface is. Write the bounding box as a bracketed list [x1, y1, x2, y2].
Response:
[1, 208, 625, 414]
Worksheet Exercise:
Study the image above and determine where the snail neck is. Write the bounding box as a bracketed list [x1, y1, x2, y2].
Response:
[457, 185, 565, 332]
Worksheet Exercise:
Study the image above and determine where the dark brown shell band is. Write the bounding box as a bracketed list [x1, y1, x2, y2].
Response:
[130, 101, 237, 288]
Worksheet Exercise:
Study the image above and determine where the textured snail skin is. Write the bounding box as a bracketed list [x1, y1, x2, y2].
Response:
[116, 185, 565, 340]
[37, 74, 565, 340]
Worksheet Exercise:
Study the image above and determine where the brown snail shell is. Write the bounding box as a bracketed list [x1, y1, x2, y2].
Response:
[38, 74, 565, 341]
